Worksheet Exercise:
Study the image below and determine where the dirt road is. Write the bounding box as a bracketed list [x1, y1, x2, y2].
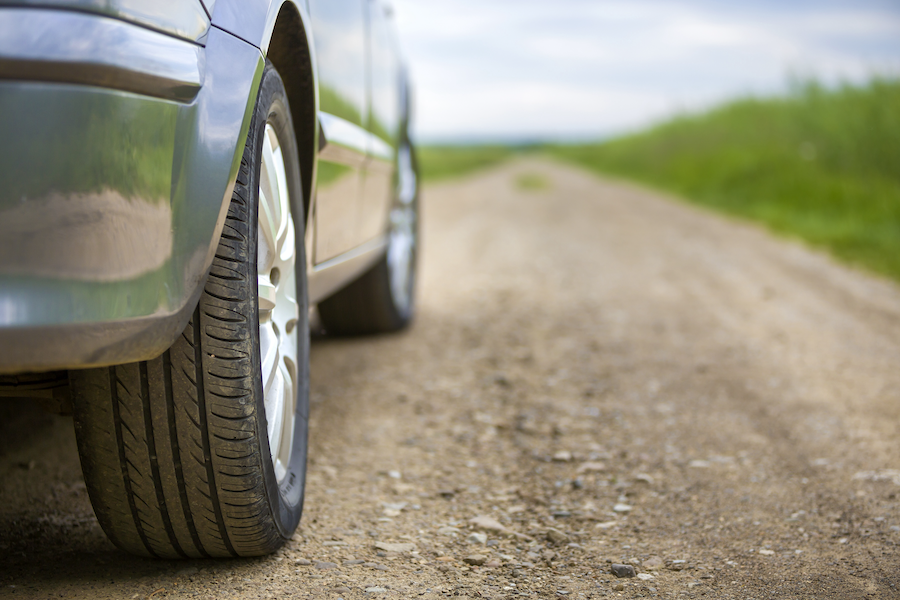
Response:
[2, 158, 900, 599]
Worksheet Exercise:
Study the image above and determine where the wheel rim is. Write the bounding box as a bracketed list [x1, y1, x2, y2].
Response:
[257, 122, 299, 484]
[388, 144, 417, 312]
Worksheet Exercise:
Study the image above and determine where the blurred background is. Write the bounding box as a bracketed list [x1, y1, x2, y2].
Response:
[391, 0, 900, 283]
[392, 0, 900, 143]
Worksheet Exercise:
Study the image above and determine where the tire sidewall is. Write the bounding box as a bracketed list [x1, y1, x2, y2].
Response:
[248, 64, 309, 540]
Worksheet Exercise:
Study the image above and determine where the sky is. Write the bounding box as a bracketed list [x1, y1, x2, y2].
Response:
[389, 0, 900, 143]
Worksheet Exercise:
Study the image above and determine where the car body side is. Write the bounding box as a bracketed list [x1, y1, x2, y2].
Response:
[0, 0, 413, 378]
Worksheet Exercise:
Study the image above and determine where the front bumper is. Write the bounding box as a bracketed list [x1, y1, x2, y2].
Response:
[0, 7, 264, 374]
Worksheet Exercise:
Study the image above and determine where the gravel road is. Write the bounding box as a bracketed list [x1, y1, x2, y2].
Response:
[2, 158, 899, 599]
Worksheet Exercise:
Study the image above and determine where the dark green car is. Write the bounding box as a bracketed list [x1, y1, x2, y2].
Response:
[0, 0, 419, 558]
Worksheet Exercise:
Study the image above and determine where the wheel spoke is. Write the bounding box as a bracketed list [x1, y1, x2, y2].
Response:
[275, 358, 295, 466]
[258, 186, 279, 273]
[265, 366, 284, 462]
[259, 323, 279, 392]
[258, 276, 277, 313]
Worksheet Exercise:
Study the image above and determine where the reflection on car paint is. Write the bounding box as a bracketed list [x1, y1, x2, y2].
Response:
[0, 0, 210, 42]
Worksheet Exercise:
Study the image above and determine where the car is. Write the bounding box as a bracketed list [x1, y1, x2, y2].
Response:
[0, 0, 419, 559]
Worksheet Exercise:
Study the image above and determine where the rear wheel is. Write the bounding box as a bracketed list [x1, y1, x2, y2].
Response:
[317, 141, 419, 334]
[70, 63, 309, 558]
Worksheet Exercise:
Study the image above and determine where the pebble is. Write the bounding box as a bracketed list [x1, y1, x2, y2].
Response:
[485, 559, 502, 568]
[315, 561, 338, 570]
[546, 528, 569, 544]
[634, 473, 654, 485]
[577, 462, 606, 473]
[333, 587, 351, 594]
[643, 556, 664, 570]
[637, 573, 654, 581]
[437, 526, 460, 536]
[295, 559, 312, 566]
[759, 549, 775, 555]
[467, 533, 487, 545]
[365, 587, 388, 593]
[464, 555, 487, 566]
[469, 515, 506, 533]
[613, 503, 632, 513]
[343, 559, 365, 566]
[613, 583, 625, 591]
[553, 451, 573, 462]
[610, 564, 636, 578]
[375, 542, 416, 553]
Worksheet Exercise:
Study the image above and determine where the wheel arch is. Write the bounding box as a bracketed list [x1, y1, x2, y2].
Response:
[212, 0, 319, 224]
[263, 2, 318, 225]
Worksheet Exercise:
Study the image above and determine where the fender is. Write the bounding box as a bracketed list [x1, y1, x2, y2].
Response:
[210, 0, 320, 223]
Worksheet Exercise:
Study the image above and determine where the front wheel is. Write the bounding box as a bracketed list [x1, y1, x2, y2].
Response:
[70, 63, 309, 558]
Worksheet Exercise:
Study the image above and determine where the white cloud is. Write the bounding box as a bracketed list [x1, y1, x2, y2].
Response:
[389, 0, 900, 142]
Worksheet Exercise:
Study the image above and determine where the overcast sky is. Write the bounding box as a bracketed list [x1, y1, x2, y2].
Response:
[390, 0, 900, 143]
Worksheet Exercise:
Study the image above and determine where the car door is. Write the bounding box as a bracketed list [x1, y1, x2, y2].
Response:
[359, 0, 400, 243]
[308, 0, 368, 263]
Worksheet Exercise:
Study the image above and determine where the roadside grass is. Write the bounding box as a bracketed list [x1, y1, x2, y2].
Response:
[546, 78, 900, 282]
[417, 145, 518, 182]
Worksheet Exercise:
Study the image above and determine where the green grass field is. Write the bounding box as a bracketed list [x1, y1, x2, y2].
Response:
[546, 78, 900, 281]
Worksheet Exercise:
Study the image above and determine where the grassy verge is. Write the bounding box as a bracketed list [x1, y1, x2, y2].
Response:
[417, 145, 517, 182]
[546, 78, 900, 281]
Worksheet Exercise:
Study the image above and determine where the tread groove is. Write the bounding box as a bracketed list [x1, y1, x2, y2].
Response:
[194, 313, 239, 558]
[141, 361, 187, 558]
[109, 366, 158, 558]
[164, 350, 209, 558]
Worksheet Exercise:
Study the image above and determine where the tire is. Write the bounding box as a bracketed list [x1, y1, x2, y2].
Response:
[317, 141, 419, 335]
[70, 63, 309, 559]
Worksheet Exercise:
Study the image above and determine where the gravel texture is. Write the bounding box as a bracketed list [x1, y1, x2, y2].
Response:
[2, 158, 900, 598]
